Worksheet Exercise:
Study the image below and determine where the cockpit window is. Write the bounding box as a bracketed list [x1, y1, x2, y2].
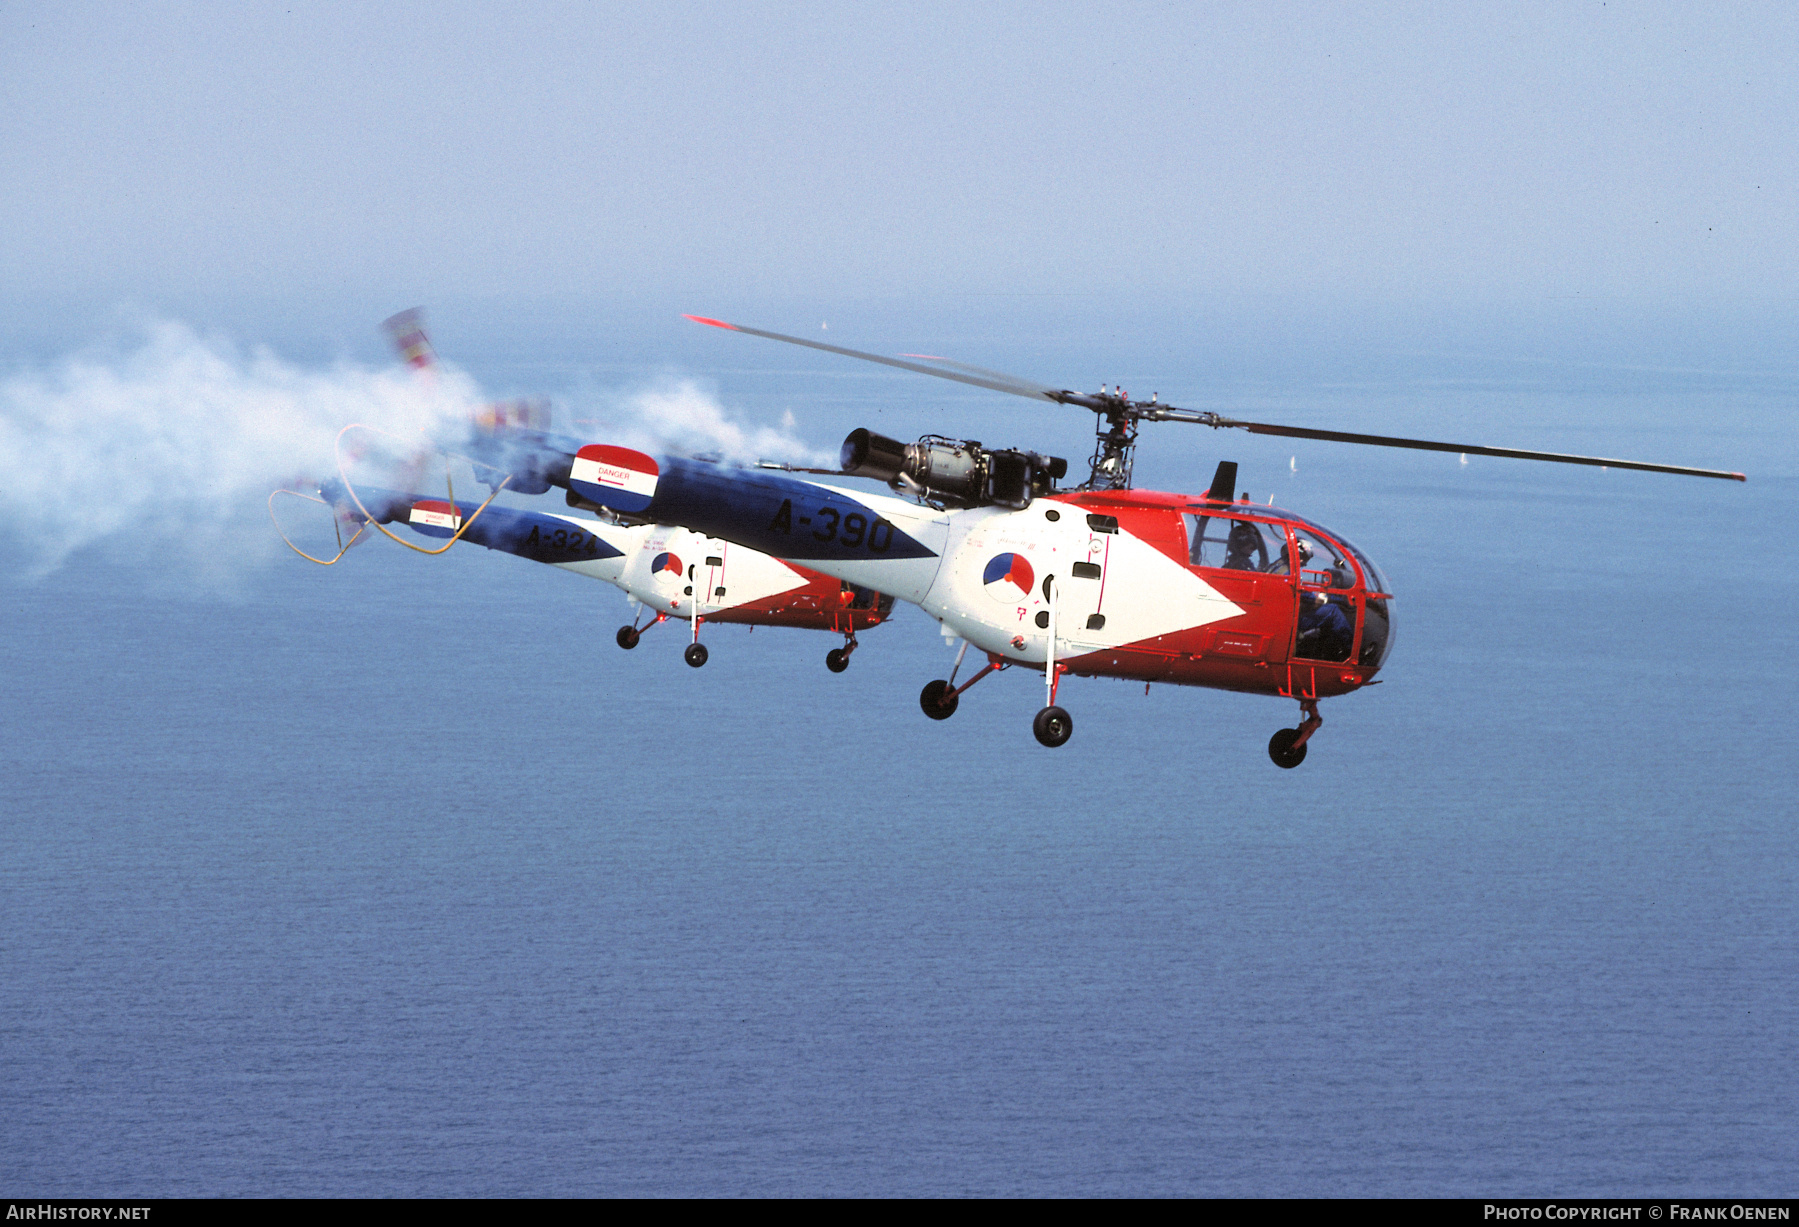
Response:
[1183, 513, 1287, 572]
[1292, 529, 1356, 591]
[1317, 531, 1395, 667]
[1336, 536, 1390, 595]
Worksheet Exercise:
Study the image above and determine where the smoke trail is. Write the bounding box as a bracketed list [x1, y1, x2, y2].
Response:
[0, 323, 833, 586]
[569, 378, 836, 469]
[0, 322, 481, 583]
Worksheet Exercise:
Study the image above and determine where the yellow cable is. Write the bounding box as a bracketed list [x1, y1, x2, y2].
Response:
[333, 423, 511, 555]
[268, 488, 367, 565]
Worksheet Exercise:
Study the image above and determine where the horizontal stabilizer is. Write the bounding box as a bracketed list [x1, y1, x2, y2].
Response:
[407, 499, 463, 537]
[569, 444, 659, 514]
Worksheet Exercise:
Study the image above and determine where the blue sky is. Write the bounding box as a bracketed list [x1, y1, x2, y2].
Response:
[3, 1, 1795, 352]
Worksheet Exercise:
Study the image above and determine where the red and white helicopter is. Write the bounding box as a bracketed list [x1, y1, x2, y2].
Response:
[435, 314, 1740, 764]
[269, 312, 893, 670]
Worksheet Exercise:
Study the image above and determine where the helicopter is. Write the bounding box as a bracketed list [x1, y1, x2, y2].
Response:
[330, 314, 1745, 764]
[270, 311, 894, 670]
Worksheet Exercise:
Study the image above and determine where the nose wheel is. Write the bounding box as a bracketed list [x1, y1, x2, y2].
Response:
[1268, 699, 1323, 768]
[826, 632, 859, 673]
[1032, 705, 1073, 748]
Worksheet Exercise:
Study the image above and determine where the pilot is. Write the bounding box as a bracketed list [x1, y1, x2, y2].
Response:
[1265, 533, 1305, 575]
[1223, 520, 1264, 570]
[1296, 588, 1354, 661]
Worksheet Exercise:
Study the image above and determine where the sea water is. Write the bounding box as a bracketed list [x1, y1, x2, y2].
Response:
[2, 325, 1794, 1196]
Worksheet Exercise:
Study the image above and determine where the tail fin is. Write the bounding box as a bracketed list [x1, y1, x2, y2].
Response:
[473, 396, 552, 434]
[382, 307, 552, 436]
[381, 307, 437, 373]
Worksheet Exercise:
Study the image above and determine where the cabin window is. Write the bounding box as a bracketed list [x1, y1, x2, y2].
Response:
[1183, 513, 1286, 572]
[840, 581, 880, 610]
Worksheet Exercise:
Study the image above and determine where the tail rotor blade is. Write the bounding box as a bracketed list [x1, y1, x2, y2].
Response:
[382, 307, 438, 372]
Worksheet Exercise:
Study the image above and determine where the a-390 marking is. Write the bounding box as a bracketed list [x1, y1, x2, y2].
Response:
[766, 499, 895, 552]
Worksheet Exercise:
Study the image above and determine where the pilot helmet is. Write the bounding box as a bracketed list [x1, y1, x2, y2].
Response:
[1294, 537, 1314, 565]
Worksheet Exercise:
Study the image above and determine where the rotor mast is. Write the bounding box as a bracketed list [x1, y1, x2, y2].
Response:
[1050, 387, 1218, 491]
[1079, 392, 1137, 490]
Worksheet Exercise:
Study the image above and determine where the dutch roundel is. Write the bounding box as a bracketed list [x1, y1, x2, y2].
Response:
[982, 552, 1035, 603]
[651, 551, 683, 583]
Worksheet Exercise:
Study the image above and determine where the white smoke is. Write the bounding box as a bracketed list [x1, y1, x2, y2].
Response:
[0, 323, 833, 587]
[0, 318, 485, 579]
[573, 378, 835, 468]
[0, 322, 482, 583]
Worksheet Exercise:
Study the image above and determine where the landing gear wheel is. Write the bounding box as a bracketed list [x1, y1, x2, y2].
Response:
[826, 648, 850, 673]
[919, 679, 958, 720]
[1032, 705, 1073, 748]
[1268, 728, 1308, 768]
[684, 643, 709, 668]
[616, 626, 640, 650]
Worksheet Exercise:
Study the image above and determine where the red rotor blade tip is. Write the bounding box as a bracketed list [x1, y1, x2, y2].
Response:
[683, 315, 739, 331]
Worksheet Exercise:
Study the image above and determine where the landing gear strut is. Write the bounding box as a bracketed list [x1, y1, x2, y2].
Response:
[1268, 699, 1322, 769]
[684, 607, 709, 667]
[919, 678, 958, 718]
[1030, 577, 1073, 749]
[923, 582, 1079, 750]
[1031, 655, 1072, 749]
[617, 610, 667, 651]
[826, 631, 858, 673]
[919, 640, 1002, 720]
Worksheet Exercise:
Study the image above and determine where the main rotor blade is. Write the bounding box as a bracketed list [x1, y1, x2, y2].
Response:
[1211, 417, 1747, 481]
[684, 315, 1068, 404]
[683, 314, 1745, 482]
[895, 354, 1069, 401]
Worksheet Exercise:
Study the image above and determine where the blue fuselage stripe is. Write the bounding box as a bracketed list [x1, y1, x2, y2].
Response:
[354, 485, 626, 565]
[646, 460, 937, 561]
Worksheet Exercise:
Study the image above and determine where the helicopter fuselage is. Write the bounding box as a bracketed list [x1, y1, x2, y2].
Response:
[352, 485, 893, 637]
[607, 455, 1394, 699]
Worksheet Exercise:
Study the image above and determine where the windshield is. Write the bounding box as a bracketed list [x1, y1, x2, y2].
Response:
[1334, 534, 1391, 595]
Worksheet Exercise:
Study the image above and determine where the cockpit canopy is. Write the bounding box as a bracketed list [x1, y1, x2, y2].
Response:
[1182, 505, 1395, 670]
